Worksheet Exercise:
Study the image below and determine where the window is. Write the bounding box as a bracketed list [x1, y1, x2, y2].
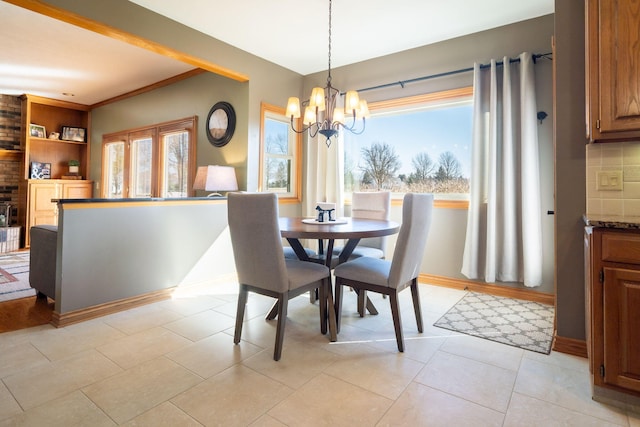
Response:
[259, 102, 301, 202]
[343, 87, 473, 206]
[101, 117, 196, 198]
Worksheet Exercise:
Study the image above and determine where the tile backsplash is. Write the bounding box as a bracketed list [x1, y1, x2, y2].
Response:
[586, 142, 640, 216]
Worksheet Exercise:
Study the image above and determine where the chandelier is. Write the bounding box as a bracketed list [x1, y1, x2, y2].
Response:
[285, 0, 369, 147]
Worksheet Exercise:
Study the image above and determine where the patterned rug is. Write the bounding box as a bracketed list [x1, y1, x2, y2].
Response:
[433, 292, 554, 354]
[0, 251, 33, 302]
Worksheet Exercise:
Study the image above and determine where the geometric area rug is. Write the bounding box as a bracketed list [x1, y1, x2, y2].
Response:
[0, 251, 33, 302]
[433, 292, 554, 354]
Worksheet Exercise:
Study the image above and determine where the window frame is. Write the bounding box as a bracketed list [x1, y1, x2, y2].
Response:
[101, 116, 197, 198]
[259, 102, 302, 203]
[346, 87, 473, 210]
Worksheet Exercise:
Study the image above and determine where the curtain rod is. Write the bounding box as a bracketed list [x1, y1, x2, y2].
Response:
[356, 52, 552, 94]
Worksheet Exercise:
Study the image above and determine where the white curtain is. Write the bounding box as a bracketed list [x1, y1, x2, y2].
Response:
[461, 52, 543, 287]
[304, 133, 344, 223]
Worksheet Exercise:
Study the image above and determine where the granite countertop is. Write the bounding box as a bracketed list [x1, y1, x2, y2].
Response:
[584, 214, 640, 229]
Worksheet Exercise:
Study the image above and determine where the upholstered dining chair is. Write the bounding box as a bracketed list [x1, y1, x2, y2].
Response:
[228, 192, 336, 361]
[333, 191, 391, 261]
[283, 246, 316, 260]
[333, 193, 434, 352]
[333, 191, 391, 313]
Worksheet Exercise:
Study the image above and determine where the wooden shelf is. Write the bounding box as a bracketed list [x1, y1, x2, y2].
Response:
[28, 137, 87, 145]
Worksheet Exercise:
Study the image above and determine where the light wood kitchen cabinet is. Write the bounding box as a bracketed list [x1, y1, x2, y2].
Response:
[586, 0, 640, 142]
[588, 227, 640, 400]
[25, 180, 92, 247]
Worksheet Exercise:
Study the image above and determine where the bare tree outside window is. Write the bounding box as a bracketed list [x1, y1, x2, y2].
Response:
[107, 142, 124, 197]
[260, 104, 300, 200]
[408, 152, 436, 183]
[266, 127, 290, 191]
[343, 89, 473, 200]
[359, 142, 401, 190]
[164, 131, 189, 196]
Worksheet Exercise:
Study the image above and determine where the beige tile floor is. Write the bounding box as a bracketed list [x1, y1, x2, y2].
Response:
[0, 282, 639, 426]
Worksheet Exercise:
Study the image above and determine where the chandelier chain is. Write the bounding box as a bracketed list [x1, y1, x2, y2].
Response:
[327, 0, 332, 83]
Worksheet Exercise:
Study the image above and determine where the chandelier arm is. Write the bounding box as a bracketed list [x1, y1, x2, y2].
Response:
[308, 126, 320, 138]
[289, 116, 320, 136]
[339, 117, 367, 135]
[340, 112, 359, 131]
[348, 120, 367, 135]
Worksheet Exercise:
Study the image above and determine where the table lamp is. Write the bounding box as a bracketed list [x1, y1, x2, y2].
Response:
[193, 165, 238, 197]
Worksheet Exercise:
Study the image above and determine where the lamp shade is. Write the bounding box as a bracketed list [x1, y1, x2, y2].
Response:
[285, 97, 301, 119]
[193, 166, 209, 190]
[193, 165, 238, 193]
[309, 87, 326, 111]
[345, 90, 360, 112]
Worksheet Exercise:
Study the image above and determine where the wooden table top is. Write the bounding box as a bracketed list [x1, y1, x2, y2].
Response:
[279, 217, 400, 240]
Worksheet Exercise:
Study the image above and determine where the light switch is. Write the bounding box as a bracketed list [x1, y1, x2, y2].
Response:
[596, 170, 623, 191]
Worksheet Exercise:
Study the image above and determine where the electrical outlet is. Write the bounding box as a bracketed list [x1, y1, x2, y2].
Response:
[596, 170, 623, 191]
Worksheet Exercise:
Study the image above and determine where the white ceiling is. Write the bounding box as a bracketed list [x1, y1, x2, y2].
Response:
[0, 0, 554, 106]
[0, 1, 195, 105]
[128, 0, 554, 75]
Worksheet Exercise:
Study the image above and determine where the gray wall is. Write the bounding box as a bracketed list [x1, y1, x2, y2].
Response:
[91, 72, 249, 192]
[554, 0, 587, 341]
[57, 200, 232, 314]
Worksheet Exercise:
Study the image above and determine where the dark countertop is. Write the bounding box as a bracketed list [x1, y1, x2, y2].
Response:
[584, 214, 640, 229]
[55, 197, 226, 204]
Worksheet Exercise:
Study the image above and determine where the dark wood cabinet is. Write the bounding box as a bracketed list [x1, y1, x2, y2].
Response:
[586, 0, 640, 142]
[588, 228, 640, 399]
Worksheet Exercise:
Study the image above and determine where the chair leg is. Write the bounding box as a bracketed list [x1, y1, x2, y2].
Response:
[274, 293, 288, 361]
[335, 279, 344, 334]
[389, 291, 405, 352]
[234, 285, 248, 344]
[325, 278, 337, 342]
[357, 290, 366, 317]
[410, 280, 423, 333]
[319, 283, 327, 335]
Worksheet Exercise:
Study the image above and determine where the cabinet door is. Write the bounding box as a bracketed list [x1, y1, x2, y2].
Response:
[63, 182, 92, 199]
[587, 0, 640, 141]
[603, 267, 640, 392]
[30, 183, 59, 224]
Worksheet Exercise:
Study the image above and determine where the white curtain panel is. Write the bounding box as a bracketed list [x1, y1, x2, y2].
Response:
[461, 52, 543, 287]
[303, 133, 345, 249]
[303, 134, 344, 217]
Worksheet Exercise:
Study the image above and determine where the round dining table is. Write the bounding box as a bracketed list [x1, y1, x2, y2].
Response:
[279, 217, 400, 316]
[278, 217, 400, 267]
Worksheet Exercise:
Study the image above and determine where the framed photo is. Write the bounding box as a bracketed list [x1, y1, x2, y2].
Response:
[206, 101, 236, 147]
[29, 124, 46, 138]
[61, 126, 86, 143]
[30, 162, 51, 179]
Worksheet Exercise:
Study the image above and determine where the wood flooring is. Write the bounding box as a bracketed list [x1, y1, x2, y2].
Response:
[0, 295, 53, 333]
